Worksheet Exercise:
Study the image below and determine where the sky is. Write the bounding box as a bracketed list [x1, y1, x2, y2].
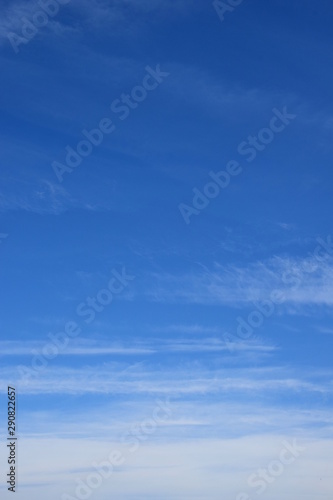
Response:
[0, 0, 333, 499]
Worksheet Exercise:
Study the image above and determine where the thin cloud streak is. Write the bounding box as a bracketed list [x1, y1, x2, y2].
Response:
[141, 254, 333, 307]
[2, 363, 331, 396]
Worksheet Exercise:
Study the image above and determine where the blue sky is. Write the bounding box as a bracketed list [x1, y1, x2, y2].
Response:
[1, 0, 333, 498]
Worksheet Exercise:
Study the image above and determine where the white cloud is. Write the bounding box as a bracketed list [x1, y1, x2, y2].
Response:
[141, 253, 333, 309]
[1, 362, 331, 397]
[0, 336, 276, 357]
[0, 179, 115, 214]
[0, 434, 331, 499]
[0, 0, 204, 45]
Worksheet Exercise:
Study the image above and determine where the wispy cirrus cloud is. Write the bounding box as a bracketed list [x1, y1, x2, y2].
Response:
[11, 399, 333, 442]
[0, 336, 276, 357]
[140, 253, 333, 309]
[0, 179, 113, 214]
[0, 0, 204, 47]
[2, 362, 331, 396]
[0, 0, 76, 48]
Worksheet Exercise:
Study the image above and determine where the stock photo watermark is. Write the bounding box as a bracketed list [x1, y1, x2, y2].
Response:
[179, 107, 296, 224]
[213, 0, 244, 22]
[62, 398, 172, 500]
[223, 235, 333, 351]
[6, 386, 17, 493]
[7, 0, 71, 54]
[17, 267, 135, 383]
[52, 65, 170, 183]
[236, 439, 305, 499]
